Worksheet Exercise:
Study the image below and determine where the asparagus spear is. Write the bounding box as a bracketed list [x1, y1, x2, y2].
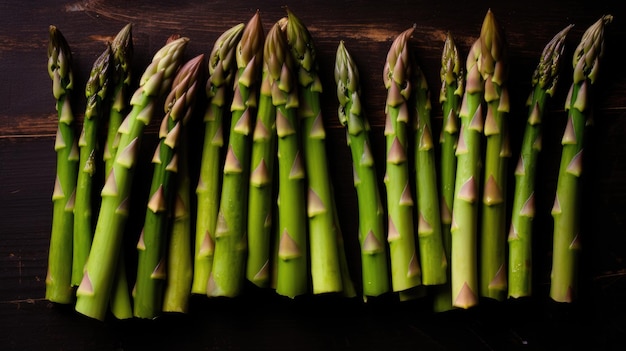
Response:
[383, 27, 422, 293]
[551, 15, 612, 303]
[75, 36, 189, 321]
[414, 58, 447, 286]
[433, 32, 464, 312]
[247, 26, 279, 289]
[134, 54, 204, 319]
[101, 23, 135, 320]
[193, 24, 244, 295]
[266, 21, 308, 298]
[163, 119, 193, 313]
[72, 43, 113, 287]
[451, 35, 484, 309]
[210, 12, 265, 297]
[283, 10, 348, 295]
[508, 25, 572, 299]
[103, 23, 134, 176]
[46, 25, 79, 304]
[479, 10, 510, 301]
[335, 41, 390, 298]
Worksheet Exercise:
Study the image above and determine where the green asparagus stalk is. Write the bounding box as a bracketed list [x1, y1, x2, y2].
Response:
[72, 43, 113, 287]
[247, 24, 279, 289]
[414, 60, 447, 286]
[284, 9, 353, 295]
[551, 15, 612, 303]
[433, 32, 464, 312]
[335, 41, 390, 298]
[508, 25, 572, 299]
[210, 12, 265, 297]
[267, 21, 308, 298]
[75, 36, 189, 321]
[451, 36, 484, 309]
[104, 23, 134, 320]
[193, 24, 244, 295]
[134, 54, 204, 319]
[46, 25, 79, 304]
[479, 10, 510, 301]
[103, 23, 133, 176]
[162, 121, 193, 313]
[383, 27, 422, 293]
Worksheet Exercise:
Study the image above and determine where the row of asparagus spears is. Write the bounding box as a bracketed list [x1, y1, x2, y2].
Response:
[45, 9, 612, 321]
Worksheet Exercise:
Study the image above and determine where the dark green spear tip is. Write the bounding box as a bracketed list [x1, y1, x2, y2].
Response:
[48, 25, 74, 98]
[264, 21, 292, 84]
[383, 27, 414, 104]
[334, 40, 361, 127]
[573, 14, 613, 85]
[165, 54, 205, 121]
[335, 41, 360, 94]
[285, 8, 316, 73]
[111, 23, 134, 84]
[532, 24, 574, 96]
[440, 31, 464, 103]
[86, 43, 113, 101]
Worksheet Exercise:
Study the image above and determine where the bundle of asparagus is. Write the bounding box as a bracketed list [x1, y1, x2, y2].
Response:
[72, 43, 112, 289]
[284, 10, 355, 297]
[75, 36, 189, 321]
[43, 9, 614, 318]
[550, 15, 612, 303]
[134, 53, 204, 319]
[508, 24, 573, 299]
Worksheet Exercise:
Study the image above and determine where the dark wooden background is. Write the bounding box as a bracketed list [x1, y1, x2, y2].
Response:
[1, 1, 625, 350]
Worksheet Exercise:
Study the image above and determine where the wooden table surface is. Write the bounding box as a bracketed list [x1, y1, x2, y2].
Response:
[1, 1, 625, 350]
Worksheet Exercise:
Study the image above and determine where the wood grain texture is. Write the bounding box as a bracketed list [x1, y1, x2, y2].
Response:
[1, 1, 625, 350]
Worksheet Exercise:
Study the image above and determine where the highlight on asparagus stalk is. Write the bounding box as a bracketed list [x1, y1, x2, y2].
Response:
[72, 43, 113, 287]
[479, 9, 510, 301]
[383, 27, 422, 293]
[75, 36, 189, 321]
[551, 15, 612, 303]
[103, 23, 134, 176]
[508, 24, 573, 299]
[193, 24, 244, 295]
[134, 54, 204, 319]
[433, 32, 464, 312]
[46, 25, 79, 304]
[413, 58, 447, 287]
[451, 36, 484, 310]
[335, 41, 390, 299]
[247, 23, 279, 289]
[266, 21, 308, 298]
[210, 12, 265, 297]
[283, 9, 354, 295]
